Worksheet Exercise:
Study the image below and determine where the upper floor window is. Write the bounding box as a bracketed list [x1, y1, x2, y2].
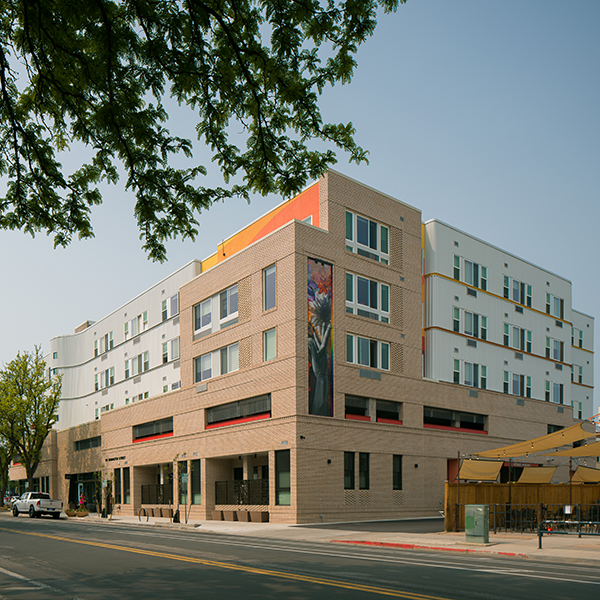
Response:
[162, 294, 180, 322]
[545, 381, 564, 404]
[546, 293, 564, 319]
[263, 265, 276, 311]
[126, 351, 150, 378]
[503, 371, 531, 398]
[95, 367, 115, 391]
[453, 359, 487, 389]
[545, 337, 564, 362]
[503, 324, 532, 352]
[346, 273, 389, 323]
[346, 334, 389, 370]
[345, 211, 389, 264]
[194, 342, 239, 383]
[94, 331, 114, 356]
[193, 284, 239, 337]
[424, 406, 486, 432]
[162, 337, 180, 364]
[125, 312, 148, 339]
[453, 308, 487, 339]
[133, 417, 173, 442]
[571, 365, 583, 384]
[572, 327, 583, 348]
[454, 255, 487, 290]
[503, 276, 532, 307]
[220, 285, 239, 327]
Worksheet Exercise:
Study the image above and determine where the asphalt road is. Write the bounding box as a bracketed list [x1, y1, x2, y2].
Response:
[0, 514, 598, 600]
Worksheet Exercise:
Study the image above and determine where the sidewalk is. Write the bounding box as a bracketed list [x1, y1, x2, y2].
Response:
[76, 512, 600, 563]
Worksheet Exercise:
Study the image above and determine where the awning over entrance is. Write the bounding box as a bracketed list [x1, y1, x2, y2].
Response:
[516, 466, 556, 484]
[471, 422, 596, 459]
[459, 460, 502, 481]
[572, 466, 600, 483]
[541, 439, 600, 457]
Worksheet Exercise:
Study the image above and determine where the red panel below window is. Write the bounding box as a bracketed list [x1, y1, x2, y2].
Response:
[206, 412, 271, 429]
[345, 414, 371, 422]
[423, 424, 487, 435]
[132, 432, 174, 443]
[377, 418, 403, 425]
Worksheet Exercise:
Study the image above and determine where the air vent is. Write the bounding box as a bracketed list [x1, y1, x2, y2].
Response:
[516, 398, 525, 406]
[359, 369, 382, 380]
[468, 390, 479, 398]
[467, 288, 477, 297]
[514, 352, 523, 360]
[557, 406, 564, 413]
[555, 364, 563, 371]
[467, 339, 477, 348]
[555, 320, 562, 328]
[515, 306, 523, 314]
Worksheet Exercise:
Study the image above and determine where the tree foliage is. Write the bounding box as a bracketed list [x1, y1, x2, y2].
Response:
[0, 0, 402, 261]
[0, 438, 12, 502]
[0, 347, 61, 490]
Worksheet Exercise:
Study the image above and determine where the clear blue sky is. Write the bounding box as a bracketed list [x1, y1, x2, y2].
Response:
[1, 1, 598, 412]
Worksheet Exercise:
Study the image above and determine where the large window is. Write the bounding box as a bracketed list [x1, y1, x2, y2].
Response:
[393, 455, 402, 490]
[178, 461, 188, 505]
[206, 394, 271, 428]
[453, 308, 487, 339]
[114, 468, 121, 504]
[424, 407, 486, 432]
[194, 284, 239, 336]
[545, 337, 565, 362]
[572, 327, 583, 348]
[133, 417, 173, 442]
[94, 331, 114, 356]
[123, 468, 130, 504]
[454, 255, 487, 290]
[191, 459, 201, 504]
[275, 450, 291, 505]
[95, 367, 115, 391]
[545, 381, 564, 404]
[359, 453, 369, 490]
[346, 334, 389, 370]
[263, 265, 276, 311]
[453, 360, 487, 389]
[346, 273, 389, 322]
[162, 294, 179, 322]
[220, 285, 239, 328]
[503, 276, 532, 307]
[546, 293, 564, 319]
[194, 342, 239, 383]
[74, 436, 101, 451]
[263, 328, 277, 361]
[503, 324, 532, 352]
[162, 337, 180, 364]
[572, 365, 583, 384]
[344, 452, 355, 489]
[503, 371, 532, 398]
[345, 211, 389, 264]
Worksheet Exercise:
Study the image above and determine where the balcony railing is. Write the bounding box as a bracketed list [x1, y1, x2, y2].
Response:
[215, 479, 269, 505]
[141, 484, 173, 505]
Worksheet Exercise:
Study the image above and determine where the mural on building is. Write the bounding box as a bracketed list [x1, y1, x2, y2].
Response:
[308, 257, 333, 416]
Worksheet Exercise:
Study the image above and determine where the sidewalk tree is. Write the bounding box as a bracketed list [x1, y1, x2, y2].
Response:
[0, 0, 403, 262]
[0, 347, 62, 491]
[0, 439, 13, 503]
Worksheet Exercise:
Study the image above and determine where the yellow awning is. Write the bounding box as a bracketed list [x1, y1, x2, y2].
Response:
[517, 466, 556, 484]
[472, 422, 596, 459]
[459, 460, 502, 481]
[572, 466, 600, 483]
[541, 439, 600, 457]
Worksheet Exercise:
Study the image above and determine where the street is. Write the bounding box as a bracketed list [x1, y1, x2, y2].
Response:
[0, 514, 598, 600]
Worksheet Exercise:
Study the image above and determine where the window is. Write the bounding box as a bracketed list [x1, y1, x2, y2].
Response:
[162, 294, 179, 322]
[220, 343, 239, 375]
[53, 351, 58, 359]
[545, 381, 564, 404]
[453, 359, 487, 389]
[545, 337, 564, 362]
[195, 353, 212, 382]
[263, 265, 276, 310]
[124, 321, 129, 340]
[572, 365, 583, 384]
[503, 276, 532, 307]
[162, 338, 180, 364]
[206, 394, 271, 428]
[178, 461, 188, 505]
[114, 468, 121, 504]
[344, 452, 355, 489]
[546, 293, 564, 319]
[190, 459, 201, 504]
[127, 352, 150, 377]
[345, 211, 389, 264]
[264, 328, 276, 361]
[572, 327, 583, 348]
[503, 324, 532, 352]
[123, 468, 130, 504]
[128, 312, 147, 337]
[393, 455, 402, 490]
[74, 436, 101, 451]
[454, 255, 487, 290]
[454, 308, 487, 339]
[171, 338, 179, 360]
[503, 371, 532, 398]
[194, 298, 212, 334]
[275, 449, 291, 505]
[162, 343, 168, 364]
[359, 453, 370, 490]
[346, 273, 390, 322]
[346, 334, 389, 370]
[345, 395, 369, 418]
[423, 407, 486, 432]
[133, 417, 174, 441]
[220, 285, 239, 328]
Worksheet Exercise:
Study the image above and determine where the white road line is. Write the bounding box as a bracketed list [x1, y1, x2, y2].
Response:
[0, 566, 86, 599]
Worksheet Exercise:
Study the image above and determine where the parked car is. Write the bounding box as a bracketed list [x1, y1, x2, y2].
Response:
[3, 492, 18, 506]
[12, 492, 63, 519]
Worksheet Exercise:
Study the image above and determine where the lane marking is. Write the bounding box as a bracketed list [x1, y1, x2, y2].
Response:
[0, 565, 85, 599]
[0, 528, 448, 600]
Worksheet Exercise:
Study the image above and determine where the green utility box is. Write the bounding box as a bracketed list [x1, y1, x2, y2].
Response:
[464, 504, 489, 544]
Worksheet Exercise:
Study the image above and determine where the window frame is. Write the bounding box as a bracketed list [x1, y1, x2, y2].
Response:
[345, 272, 390, 323]
[345, 211, 390, 264]
[346, 333, 389, 371]
[263, 265, 276, 311]
[263, 328, 277, 362]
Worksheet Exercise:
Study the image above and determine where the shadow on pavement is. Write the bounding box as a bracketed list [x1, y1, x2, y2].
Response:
[295, 518, 445, 534]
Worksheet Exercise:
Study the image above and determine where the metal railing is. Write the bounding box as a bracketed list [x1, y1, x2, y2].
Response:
[538, 520, 600, 548]
[215, 479, 269, 505]
[141, 484, 173, 505]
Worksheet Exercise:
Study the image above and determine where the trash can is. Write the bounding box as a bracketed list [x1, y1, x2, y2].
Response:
[465, 504, 489, 544]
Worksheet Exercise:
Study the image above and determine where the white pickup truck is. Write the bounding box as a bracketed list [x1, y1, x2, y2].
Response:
[12, 492, 63, 519]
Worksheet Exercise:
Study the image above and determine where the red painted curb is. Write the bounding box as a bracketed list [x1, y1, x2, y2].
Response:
[331, 539, 528, 558]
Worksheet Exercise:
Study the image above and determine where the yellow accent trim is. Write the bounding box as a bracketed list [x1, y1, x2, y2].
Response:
[0, 528, 451, 600]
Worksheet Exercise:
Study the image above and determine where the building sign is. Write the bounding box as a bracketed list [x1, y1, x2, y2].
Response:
[308, 257, 333, 416]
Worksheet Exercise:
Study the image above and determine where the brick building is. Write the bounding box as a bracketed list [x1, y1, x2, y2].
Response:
[9, 171, 588, 523]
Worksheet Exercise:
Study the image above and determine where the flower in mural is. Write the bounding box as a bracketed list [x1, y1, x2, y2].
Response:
[308, 258, 333, 417]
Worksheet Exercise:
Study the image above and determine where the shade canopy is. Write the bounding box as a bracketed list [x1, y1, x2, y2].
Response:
[517, 466, 557, 484]
[572, 465, 600, 483]
[472, 422, 596, 459]
[541, 439, 600, 457]
[459, 460, 502, 481]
